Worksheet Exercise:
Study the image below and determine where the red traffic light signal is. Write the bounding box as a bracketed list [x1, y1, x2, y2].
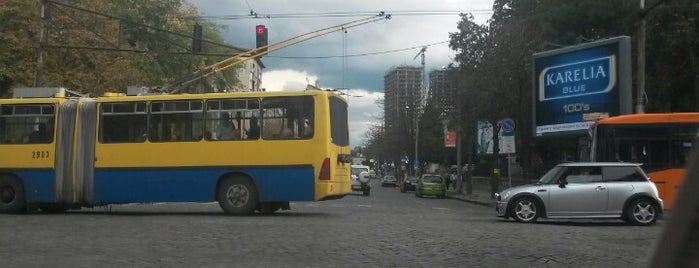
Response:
[255, 25, 268, 53]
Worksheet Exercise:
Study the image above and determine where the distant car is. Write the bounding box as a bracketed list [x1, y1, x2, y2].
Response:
[400, 176, 418, 193]
[369, 170, 377, 179]
[415, 174, 446, 198]
[381, 175, 397, 187]
[351, 165, 371, 196]
[495, 162, 663, 226]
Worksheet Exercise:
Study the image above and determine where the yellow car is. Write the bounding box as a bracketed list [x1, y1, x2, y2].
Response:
[415, 174, 446, 198]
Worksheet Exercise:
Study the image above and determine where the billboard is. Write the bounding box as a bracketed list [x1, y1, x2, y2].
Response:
[444, 130, 456, 147]
[476, 121, 516, 155]
[532, 36, 632, 137]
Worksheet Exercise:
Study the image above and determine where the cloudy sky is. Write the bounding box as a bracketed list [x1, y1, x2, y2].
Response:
[189, 0, 495, 146]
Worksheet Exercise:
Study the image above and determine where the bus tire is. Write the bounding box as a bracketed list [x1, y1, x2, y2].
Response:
[0, 175, 26, 214]
[217, 176, 258, 215]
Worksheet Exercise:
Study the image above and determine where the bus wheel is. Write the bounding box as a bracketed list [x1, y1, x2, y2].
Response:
[217, 176, 258, 215]
[0, 176, 26, 214]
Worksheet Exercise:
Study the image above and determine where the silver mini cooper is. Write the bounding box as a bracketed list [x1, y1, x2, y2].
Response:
[495, 162, 663, 226]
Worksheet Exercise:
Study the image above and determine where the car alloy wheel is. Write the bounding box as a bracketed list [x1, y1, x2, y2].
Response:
[512, 197, 539, 223]
[627, 199, 658, 226]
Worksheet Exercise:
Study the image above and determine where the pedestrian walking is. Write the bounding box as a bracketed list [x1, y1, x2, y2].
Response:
[444, 173, 452, 190]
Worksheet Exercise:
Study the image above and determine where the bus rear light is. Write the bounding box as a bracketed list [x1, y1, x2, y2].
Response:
[319, 158, 331, 180]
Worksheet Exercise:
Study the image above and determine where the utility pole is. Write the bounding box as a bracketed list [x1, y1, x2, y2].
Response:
[456, 101, 463, 194]
[34, 0, 48, 87]
[636, 0, 646, 113]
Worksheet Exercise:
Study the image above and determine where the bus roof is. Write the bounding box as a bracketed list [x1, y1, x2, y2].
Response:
[94, 89, 343, 102]
[595, 113, 699, 125]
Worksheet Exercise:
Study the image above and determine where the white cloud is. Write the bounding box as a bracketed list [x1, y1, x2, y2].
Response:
[261, 69, 318, 91]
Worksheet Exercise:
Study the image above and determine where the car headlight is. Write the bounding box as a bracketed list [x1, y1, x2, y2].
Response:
[499, 190, 511, 201]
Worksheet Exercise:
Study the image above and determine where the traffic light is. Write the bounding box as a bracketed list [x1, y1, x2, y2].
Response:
[192, 24, 203, 53]
[255, 25, 268, 53]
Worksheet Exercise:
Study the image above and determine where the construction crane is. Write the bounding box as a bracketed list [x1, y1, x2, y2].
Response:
[411, 46, 427, 175]
[165, 12, 392, 93]
[413, 46, 427, 104]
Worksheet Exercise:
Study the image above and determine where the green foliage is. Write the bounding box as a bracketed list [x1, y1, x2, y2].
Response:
[0, 0, 242, 95]
[447, 0, 698, 173]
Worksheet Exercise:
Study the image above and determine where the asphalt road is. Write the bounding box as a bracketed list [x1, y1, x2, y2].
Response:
[0, 179, 663, 267]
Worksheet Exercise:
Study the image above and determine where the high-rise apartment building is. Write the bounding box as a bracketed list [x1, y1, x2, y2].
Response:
[428, 69, 456, 114]
[384, 66, 422, 160]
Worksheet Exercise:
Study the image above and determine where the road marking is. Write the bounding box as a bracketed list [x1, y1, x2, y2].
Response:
[331, 204, 346, 208]
[432, 207, 450, 210]
[306, 203, 320, 207]
[357, 204, 372, 208]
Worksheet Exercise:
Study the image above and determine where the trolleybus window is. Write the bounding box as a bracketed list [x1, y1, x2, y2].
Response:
[261, 96, 314, 140]
[205, 98, 259, 141]
[0, 104, 55, 144]
[149, 100, 204, 142]
[329, 96, 349, 146]
[100, 102, 147, 143]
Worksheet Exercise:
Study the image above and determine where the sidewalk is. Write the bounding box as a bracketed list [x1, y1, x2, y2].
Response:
[445, 181, 494, 207]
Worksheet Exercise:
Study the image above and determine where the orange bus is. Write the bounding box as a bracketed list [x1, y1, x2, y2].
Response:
[590, 113, 699, 209]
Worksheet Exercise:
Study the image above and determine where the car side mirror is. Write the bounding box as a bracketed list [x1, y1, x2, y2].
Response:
[558, 179, 568, 188]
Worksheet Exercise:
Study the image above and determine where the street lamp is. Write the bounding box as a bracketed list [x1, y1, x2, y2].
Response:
[405, 104, 420, 175]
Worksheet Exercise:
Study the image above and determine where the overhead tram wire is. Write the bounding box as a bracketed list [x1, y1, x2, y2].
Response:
[267, 40, 449, 60]
[190, 10, 493, 21]
[165, 13, 392, 92]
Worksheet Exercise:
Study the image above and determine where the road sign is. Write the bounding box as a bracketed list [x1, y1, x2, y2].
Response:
[501, 118, 515, 132]
[444, 130, 456, 147]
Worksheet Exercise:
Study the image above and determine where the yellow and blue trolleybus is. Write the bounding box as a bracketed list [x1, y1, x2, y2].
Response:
[0, 87, 352, 215]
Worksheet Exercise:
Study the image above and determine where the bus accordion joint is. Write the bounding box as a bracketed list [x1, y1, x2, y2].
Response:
[319, 158, 331, 180]
[337, 154, 352, 164]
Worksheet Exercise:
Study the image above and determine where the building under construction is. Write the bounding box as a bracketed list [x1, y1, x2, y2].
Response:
[383, 66, 422, 167]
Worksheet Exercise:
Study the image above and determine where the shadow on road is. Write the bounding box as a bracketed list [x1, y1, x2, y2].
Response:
[497, 219, 639, 227]
[52, 210, 333, 217]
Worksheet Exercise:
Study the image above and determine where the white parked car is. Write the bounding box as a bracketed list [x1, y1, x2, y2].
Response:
[351, 165, 371, 196]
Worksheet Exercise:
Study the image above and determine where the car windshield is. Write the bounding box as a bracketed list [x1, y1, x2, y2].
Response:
[351, 168, 368, 175]
[538, 166, 564, 184]
[407, 176, 418, 182]
[422, 176, 442, 183]
[384, 176, 395, 180]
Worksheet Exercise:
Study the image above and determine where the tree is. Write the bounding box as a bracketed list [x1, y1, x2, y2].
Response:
[0, 0, 242, 95]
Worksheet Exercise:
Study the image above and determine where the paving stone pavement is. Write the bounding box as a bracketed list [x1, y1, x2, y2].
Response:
[0, 179, 664, 268]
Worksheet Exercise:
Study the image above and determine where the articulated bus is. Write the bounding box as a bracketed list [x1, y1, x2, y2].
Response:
[590, 113, 699, 209]
[0, 88, 352, 215]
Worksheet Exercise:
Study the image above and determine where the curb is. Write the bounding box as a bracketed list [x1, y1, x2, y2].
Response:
[446, 194, 493, 207]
